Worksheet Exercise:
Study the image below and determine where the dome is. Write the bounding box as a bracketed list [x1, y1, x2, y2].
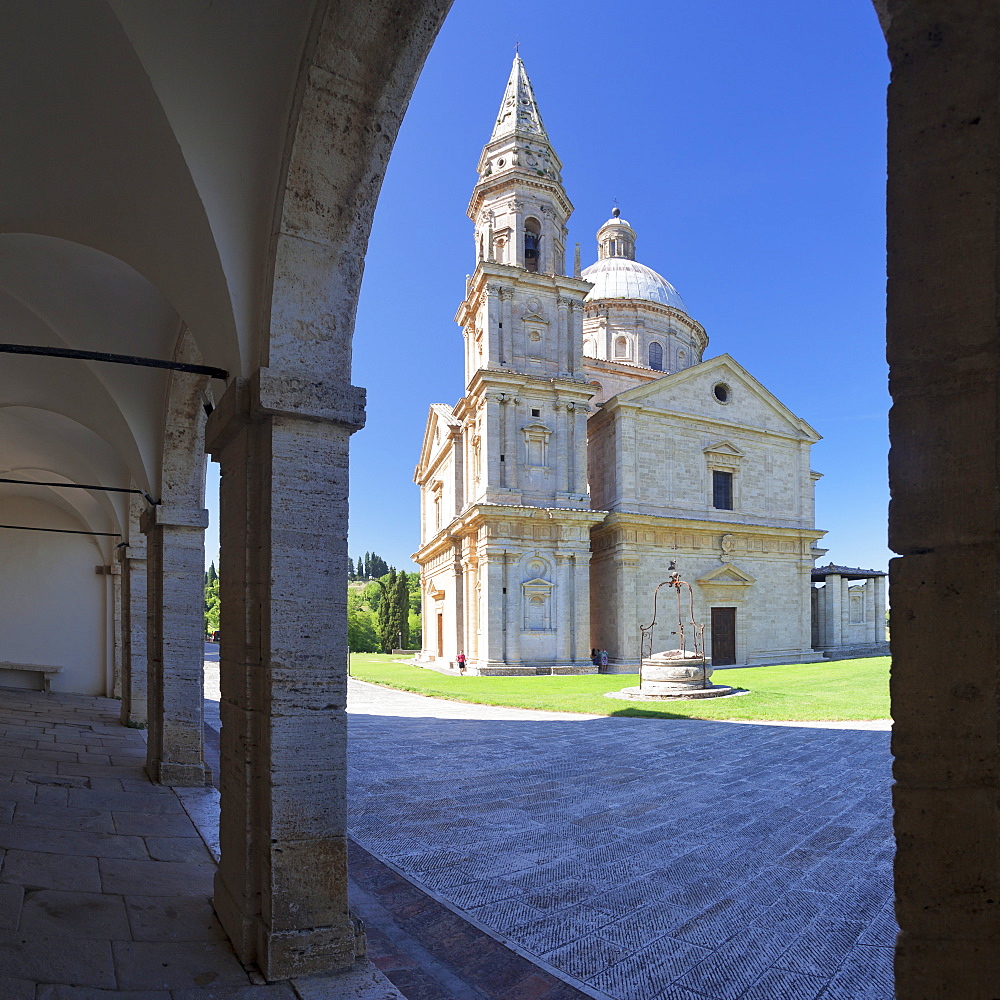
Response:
[581, 256, 688, 312]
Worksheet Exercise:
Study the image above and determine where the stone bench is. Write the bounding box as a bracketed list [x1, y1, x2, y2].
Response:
[0, 661, 63, 694]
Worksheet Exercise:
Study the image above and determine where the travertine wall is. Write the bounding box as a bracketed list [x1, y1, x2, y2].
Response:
[591, 516, 820, 668]
[884, 1, 1000, 995]
[0, 496, 109, 694]
[587, 356, 819, 529]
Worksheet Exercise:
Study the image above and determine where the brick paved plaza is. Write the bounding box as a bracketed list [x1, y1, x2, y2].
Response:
[347, 679, 896, 1000]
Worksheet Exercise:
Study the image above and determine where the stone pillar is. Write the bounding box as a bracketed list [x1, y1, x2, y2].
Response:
[477, 552, 504, 668]
[110, 562, 123, 699]
[470, 561, 480, 662]
[573, 551, 592, 664]
[554, 402, 569, 496]
[503, 552, 521, 667]
[119, 531, 148, 727]
[486, 283, 501, 367]
[885, 2, 1000, 994]
[206, 372, 365, 980]
[864, 577, 877, 644]
[142, 502, 210, 786]
[565, 402, 577, 496]
[614, 552, 639, 668]
[453, 544, 464, 659]
[506, 396, 519, 490]
[568, 300, 583, 377]
[874, 574, 886, 643]
[556, 553, 573, 664]
[501, 288, 516, 367]
[557, 296, 570, 375]
[825, 573, 842, 648]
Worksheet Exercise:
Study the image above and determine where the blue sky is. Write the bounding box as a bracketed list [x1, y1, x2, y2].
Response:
[210, 0, 890, 576]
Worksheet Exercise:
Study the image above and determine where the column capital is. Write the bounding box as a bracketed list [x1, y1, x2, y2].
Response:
[140, 505, 209, 532]
[206, 371, 367, 456]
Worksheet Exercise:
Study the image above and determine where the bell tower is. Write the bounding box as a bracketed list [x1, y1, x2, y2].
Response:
[455, 55, 596, 509]
[419, 54, 605, 675]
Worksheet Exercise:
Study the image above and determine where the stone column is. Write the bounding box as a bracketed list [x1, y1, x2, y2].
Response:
[614, 552, 639, 668]
[568, 300, 583, 378]
[874, 574, 886, 644]
[453, 544, 464, 660]
[864, 577, 877, 644]
[886, 2, 1000, 994]
[483, 391, 503, 492]
[553, 402, 569, 496]
[504, 552, 521, 667]
[506, 396, 520, 490]
[573, 551, 592, 664]
[477, 552, 504, 668]
[110, 562, 123, 699]
[556, 553, 573, 664]
[825, 573, 842, 648]
[206, 372, 364, 980]
[142, 502, 210, 786]
[557, 296, 570, 375]
[119, 531, 148, 727]
[565, 402, 577, 496]
[486, 283, 501, 367]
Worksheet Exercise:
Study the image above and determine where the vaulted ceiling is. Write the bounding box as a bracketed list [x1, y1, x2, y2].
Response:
[0, 0, 318, 533]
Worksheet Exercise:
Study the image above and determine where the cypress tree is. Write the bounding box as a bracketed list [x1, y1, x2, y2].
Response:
[364, 552, 371, 579]
[377, 568, 397, 652]
[394, 571, 410, 649]
[356, 556, 364, 579]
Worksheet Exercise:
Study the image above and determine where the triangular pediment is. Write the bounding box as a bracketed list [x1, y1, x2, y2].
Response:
[697, 562, 756, 587]
[522, 577, 552, 588]
[611, 354, 820, 442]
[415, 403, 460, 481]
[703, 440, 745, 458]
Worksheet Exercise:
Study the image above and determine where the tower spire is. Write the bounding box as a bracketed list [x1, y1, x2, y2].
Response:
[492, 54, 547, 142]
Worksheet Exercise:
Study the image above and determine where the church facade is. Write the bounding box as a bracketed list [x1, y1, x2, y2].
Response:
[413, 56, 837, 673]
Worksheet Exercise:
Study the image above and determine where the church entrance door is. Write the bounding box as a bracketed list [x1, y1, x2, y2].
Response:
[711, 607, 736, 666]
[436, 614, 444, 657]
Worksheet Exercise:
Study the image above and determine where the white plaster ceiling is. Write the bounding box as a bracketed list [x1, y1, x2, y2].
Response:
[0, 0, 318, 538]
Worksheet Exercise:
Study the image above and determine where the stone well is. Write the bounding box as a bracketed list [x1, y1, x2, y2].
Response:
[608, 648, 738, 702]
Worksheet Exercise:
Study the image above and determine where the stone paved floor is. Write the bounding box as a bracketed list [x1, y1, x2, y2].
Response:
[346, 679, 897, 1000]
[0, 687, 300, 998]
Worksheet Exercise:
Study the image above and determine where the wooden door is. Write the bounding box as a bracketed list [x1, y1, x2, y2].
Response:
[711, 607, 736, 665]
[436, 614, 444, 657]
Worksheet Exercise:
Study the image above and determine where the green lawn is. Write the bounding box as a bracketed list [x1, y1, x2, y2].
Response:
[348, 654, 891, 722]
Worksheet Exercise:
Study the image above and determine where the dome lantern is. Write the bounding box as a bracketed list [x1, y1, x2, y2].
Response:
[597, 207, 637, 261]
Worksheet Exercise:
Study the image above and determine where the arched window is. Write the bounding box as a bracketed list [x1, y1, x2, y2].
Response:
[614, 336, 629, 359]
[524, 217, 541, 272]
[649, 341, 663, 371]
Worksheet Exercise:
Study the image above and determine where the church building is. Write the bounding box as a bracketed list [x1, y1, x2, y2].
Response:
[413, 55, 863, 673]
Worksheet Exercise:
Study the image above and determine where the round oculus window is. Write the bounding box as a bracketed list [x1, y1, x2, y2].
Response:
[713, 382, 731, 404]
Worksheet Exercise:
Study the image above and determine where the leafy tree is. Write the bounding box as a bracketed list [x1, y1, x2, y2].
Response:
[204, 575, 220, 634]
[347, 591, 379, 652]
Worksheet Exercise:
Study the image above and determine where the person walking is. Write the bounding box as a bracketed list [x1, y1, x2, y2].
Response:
[599, 649, 609, 672]
[456, 651, 467, 674]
